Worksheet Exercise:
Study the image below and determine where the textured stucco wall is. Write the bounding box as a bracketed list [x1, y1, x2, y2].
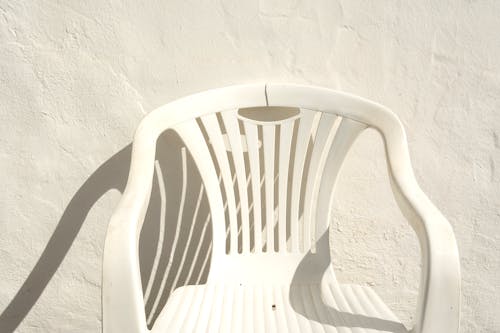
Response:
[1, 1, 499, 332]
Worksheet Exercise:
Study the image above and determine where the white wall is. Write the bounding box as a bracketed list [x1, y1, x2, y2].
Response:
[1, 1, 499, 332]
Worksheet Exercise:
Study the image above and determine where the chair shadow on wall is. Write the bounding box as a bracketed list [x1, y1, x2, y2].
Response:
[0, 130, 213, 332]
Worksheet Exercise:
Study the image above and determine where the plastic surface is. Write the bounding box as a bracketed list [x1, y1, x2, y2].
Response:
[102, 84, 460, 333]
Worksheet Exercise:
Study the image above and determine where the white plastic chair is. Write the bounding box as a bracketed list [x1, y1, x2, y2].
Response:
[103, 84, 460, 333]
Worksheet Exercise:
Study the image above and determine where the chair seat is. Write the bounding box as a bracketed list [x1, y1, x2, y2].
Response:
[152, 282, 408, 333]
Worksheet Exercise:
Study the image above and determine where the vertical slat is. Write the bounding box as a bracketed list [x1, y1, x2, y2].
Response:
[243, 121, 263, 253]
[262, 125, 276, 252]
[302, 114, 338, 252]
[315, 118, 367, 241]
[200, 114, 238, 254]
[289, 109, 316, 252]
[221, 111, 250, 253]
[278, 120, 294, 252]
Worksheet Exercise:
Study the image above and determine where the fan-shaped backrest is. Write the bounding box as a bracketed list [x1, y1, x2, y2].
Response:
[171, 107, 366, 259]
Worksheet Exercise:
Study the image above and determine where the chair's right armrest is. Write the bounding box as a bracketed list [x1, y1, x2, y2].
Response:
[390, 179, 461, 333]
[381, 117, 461, 333]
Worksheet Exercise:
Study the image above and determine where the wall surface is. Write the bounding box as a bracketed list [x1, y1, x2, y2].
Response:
[1, 0, 499, 332]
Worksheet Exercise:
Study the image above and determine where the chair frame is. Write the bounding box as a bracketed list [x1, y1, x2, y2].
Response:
[102, 84, 460, 333]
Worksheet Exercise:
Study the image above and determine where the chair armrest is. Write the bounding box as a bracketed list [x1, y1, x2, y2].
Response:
[383, 123, 461, 333]
[102, 211, 148, 333]
[102, 126, 157, 333]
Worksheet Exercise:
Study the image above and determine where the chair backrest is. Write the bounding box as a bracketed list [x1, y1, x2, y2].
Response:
[133, 84, 404, 284]
[172, 107, 366, 255]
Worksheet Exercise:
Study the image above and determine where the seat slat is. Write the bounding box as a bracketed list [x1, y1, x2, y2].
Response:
[263, 284, 278, 332]
[180, 285, 206, 332]
[219, 285, 235, 332]
[193, 283, 216, 332]
[230, 286, 245, 332]
[300, 285, 326, 332]
[243, 286, 255, 332]
[207, 284, 225, 332]
[279, 284, 302, 333]
[167, 286, 197, 332]
[292, 285, 315, 333]
[253, 285, 266, 332]
[307, 284, 339, 333]
[320, 283, 351, 333]
[273, 284, 290, 331]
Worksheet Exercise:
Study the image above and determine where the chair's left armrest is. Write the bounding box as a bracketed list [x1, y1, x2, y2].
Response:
[103, 207, 148, 333]
[102, 125, 157, 333]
